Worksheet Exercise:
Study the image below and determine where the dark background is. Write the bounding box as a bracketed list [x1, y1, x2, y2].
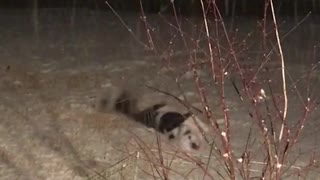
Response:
[0, 0, 317, 17]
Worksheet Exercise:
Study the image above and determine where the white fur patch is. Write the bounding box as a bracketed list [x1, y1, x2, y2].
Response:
[166, 115, 209, 152]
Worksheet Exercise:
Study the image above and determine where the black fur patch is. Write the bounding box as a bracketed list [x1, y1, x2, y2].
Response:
[168, 134, 175, 140]
[191, 142, 199, 150]
[152, 103, 166, 111]
[158, 112, 186, 133]
[132, 103, 166, 129]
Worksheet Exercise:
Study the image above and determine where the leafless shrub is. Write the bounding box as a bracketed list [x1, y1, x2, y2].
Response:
[102, 0, 319, 179]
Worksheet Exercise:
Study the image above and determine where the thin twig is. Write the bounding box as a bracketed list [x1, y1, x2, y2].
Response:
[270, 0, 288, 143]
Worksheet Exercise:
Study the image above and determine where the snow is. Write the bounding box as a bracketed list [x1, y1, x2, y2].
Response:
[0, 8, 319, 179]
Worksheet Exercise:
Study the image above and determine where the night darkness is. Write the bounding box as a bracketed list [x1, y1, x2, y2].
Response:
[0, 0, 318, 16]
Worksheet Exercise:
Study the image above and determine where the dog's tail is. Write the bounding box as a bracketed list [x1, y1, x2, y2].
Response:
[114, 90, 139, 118]
[98, 88, 138, 119]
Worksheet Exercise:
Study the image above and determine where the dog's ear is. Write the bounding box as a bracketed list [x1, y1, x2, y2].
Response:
[182, 112, 192, 119]
[152, 103, 167, 111]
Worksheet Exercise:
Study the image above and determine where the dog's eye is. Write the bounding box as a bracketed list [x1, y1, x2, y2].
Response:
[183, 130, 191, 135]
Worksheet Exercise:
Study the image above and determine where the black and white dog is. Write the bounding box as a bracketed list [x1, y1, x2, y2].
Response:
[99, 88, 209, 152]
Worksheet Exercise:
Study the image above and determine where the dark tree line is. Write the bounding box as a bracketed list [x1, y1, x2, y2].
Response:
[0, 0, 319, 16]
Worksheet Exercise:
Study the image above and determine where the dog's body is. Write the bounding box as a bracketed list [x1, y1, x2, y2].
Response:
[99, 88, 208, 152]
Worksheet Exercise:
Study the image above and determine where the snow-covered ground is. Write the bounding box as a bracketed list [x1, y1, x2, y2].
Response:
[0, 8, 319, 179]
